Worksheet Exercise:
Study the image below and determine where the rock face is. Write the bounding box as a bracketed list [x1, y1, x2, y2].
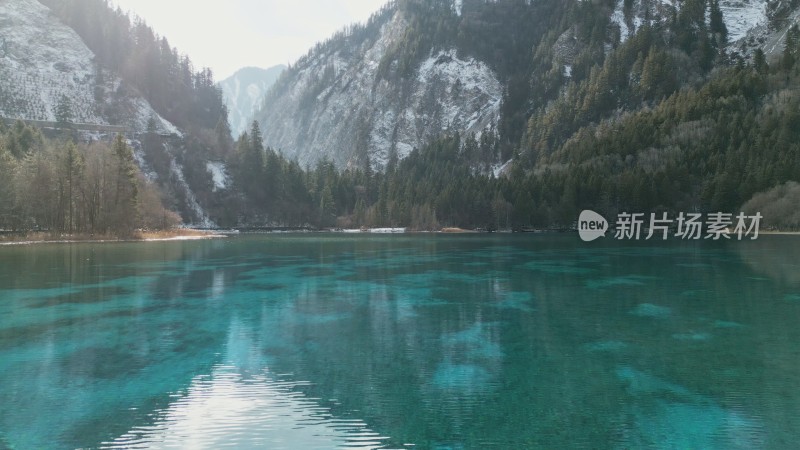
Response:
[254, 8, 502, 171]
[219, 65, 285, 138]
[0, 0, 177, 134]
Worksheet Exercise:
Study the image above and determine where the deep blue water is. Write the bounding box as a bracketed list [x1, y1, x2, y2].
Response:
[1, 234, 800, 449]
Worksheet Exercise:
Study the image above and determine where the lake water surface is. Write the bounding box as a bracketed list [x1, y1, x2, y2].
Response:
[1, 235, 800, 449]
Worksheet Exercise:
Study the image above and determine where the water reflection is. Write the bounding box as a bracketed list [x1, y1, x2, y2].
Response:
[736, 237, 800, 286]
[104, 319, 389, 449]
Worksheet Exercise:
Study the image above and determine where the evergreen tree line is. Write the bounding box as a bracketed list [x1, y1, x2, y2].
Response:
[0, 122, 180, 234]
[525, 52, 800, 225]
[225, 122, 508, 230]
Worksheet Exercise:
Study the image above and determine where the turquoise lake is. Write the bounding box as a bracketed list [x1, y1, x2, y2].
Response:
[1, 234, 800, 449]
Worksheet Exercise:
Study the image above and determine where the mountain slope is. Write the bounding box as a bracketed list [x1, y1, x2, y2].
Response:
[254, 2, 503, 171]
[219, 65, 285, 138]
[255, 0, 782, 172]
[0, 0, 239, 228]
[0, 0, 176, 134]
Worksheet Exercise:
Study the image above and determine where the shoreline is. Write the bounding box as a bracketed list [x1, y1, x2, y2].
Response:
[0, 229, 227, 246]
[2, 228, 798, 246]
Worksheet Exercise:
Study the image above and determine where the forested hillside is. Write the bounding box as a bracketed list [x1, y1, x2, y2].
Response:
[225, 0, 800, 230]
[28, 0, 237, 228]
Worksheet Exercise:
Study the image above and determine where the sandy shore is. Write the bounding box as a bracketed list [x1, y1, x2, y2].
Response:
[440, 227, 478, 233]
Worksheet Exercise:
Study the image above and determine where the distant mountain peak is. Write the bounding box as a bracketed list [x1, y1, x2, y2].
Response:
[219, 65, 286, 138]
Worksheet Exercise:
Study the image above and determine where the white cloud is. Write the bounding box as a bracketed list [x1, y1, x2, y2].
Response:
[111, 0, 387, 80]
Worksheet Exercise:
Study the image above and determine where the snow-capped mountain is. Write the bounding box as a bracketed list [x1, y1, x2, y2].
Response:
[219, 65, 285, 138]
[0, 0, 176, 134]
[254, 4, 502, 170]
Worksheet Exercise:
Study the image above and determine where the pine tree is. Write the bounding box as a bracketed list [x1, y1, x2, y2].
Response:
[0, 145, 17, 229]
[62, 142, 84, 232]
[112, 134, 139, 233]
[318, 183, 335, 227]
[709, 0, 728, 47]
[236, 122, 266, 206]
[214, 115, 233, 156]
[754, 48, 768, 74]
[55, 95, 73, 128]
[250, 121, 265, 155]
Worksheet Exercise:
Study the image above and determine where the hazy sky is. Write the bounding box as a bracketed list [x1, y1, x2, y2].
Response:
[111, 0, 387, 80]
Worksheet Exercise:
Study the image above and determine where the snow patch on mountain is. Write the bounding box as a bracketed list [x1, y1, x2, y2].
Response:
[611, 0, 675, 43]
[611, 0, 632, 42]
[128, 97, 182, 136]
[741, 5, 800, 59]
[206, 161, 229, 192]
[453, 0, 463, 16]
[130, 141, 158, 182]
[493, 159, 513, 178]
[413, 49, 501, 135]
[721, 0, 767, 43]
[256, 8, 501, 171]
[170, 157, 215, 228]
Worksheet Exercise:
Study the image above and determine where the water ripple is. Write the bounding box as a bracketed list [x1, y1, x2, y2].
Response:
[101, 365, 392, 449]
